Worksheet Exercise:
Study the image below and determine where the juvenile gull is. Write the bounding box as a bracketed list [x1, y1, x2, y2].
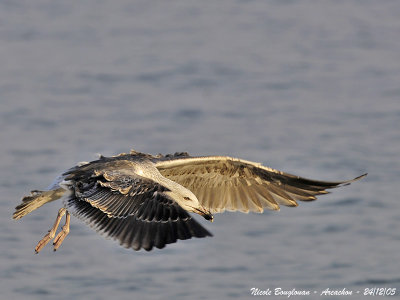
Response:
[13, 149, 366, 253]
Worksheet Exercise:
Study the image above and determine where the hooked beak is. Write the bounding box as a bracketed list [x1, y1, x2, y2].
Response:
[203, 213, 214, 222]
[193, 207, 214, 222]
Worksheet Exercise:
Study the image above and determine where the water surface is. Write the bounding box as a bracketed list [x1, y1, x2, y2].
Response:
[1, 1, 399, 299]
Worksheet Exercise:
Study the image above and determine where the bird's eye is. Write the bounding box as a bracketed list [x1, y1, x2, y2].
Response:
[184, 197, 190, 200]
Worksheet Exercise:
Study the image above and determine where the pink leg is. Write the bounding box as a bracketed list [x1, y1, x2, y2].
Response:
[53, 211, 70, 251]
[35, 208, 67, 254]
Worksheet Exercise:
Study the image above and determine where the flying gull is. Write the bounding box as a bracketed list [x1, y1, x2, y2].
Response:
[13, 149, 366, 253]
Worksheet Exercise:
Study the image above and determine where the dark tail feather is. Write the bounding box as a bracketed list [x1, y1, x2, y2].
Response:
[13, 188, 66, 220]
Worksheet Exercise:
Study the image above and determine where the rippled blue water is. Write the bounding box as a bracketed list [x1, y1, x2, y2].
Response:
[1, 1, 399, 299]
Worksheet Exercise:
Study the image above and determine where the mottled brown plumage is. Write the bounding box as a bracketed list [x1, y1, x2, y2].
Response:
[13, 149, 366, 253]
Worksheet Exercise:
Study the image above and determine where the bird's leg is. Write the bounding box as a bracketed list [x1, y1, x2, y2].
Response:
[35, 207, 66, 254]
[53, 211, 70, 251]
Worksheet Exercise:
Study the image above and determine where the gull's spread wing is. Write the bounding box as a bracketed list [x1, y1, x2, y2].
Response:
[154, 155, 366, 214]
[63, 159, 211, 251]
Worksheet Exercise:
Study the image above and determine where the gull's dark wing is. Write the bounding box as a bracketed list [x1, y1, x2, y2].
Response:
[63, 159, 212, 251]
[154, 155, 367, 214]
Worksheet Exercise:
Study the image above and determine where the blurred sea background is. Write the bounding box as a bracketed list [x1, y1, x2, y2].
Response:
[1, 1, 399, 299]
